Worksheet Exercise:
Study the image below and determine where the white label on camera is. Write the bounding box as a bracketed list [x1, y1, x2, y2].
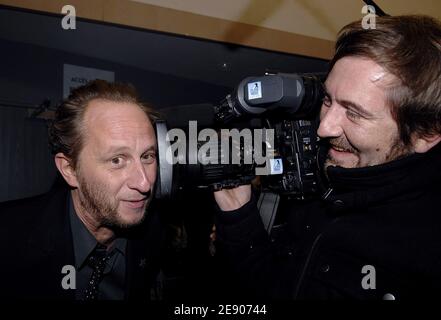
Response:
[247, 81, 262, 100]
[270, 158, 283, 174]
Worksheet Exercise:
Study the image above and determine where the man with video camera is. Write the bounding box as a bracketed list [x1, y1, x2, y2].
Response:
[214, 15, 441, 300]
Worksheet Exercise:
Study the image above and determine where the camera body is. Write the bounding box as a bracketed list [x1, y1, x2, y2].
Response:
[155, 73, 325, 200]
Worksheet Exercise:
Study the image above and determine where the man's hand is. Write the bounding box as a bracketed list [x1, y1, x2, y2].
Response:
[214, 184, 252, 211]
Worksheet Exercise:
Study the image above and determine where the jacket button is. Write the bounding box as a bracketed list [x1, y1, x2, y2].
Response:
[320, 264, 330, 273]
[305, 225, 311, 231]
[333, 199, 345, 206]
[383, 293, 396, 300]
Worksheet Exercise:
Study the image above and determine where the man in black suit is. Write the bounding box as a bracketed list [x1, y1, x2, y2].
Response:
[0, 80, 163, 300]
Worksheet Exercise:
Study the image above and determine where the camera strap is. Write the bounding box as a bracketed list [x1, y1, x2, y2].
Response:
[257, 192, 280, 235]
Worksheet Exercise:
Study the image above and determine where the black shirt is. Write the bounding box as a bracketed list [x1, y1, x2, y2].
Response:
[69, 197, 127, 300]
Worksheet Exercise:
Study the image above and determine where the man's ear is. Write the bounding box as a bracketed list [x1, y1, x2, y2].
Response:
[412, 134, 441, 153]
[54, 153, 79, 188]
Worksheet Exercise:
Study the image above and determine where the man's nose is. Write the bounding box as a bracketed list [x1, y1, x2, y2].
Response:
[128, 161, 152, 193]
[317, 104, 345, 138]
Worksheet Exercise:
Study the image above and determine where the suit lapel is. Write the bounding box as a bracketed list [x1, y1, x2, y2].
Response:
[125, 236, 150, 300]
[124, 206, 164, 301]
[25, 187, 76, 300]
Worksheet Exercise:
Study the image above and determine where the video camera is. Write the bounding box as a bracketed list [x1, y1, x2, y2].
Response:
[155, 73, 325, 200]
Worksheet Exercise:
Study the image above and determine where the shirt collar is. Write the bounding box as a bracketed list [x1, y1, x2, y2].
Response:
[69, 197, 97, 269]
[324, 142, 441, 193]
[69, 195, 127, 269]
[320, 142, 441, 211]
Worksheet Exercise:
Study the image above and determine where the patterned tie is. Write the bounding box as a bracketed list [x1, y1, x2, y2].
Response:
[83, 244, 110, 301]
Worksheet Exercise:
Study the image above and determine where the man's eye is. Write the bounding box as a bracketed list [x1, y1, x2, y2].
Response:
[142, 153, 156, 163]
[346, 109, 361, 120]
[111, 157, 124, 166]
[322, 96, 332, 107]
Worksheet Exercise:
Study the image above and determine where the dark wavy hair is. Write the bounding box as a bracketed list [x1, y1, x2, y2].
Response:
[49, 79, 157, 168]
[331, 15, 441, 146]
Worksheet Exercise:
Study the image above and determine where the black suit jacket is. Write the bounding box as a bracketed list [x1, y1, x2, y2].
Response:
[215, 144, 441, 300]
[0, 185, 164, 300]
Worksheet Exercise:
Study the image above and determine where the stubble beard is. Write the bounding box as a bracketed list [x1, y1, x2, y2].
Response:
[324, 136, 413, 172]
[77, 175, 147, 230]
